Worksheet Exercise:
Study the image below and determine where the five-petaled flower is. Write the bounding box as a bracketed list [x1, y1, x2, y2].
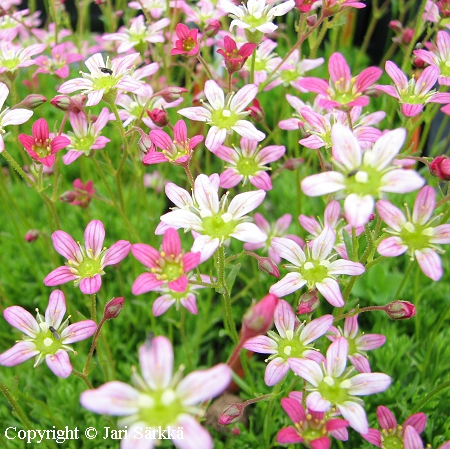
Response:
[44, 220, 131, 294]
[269, 225, 365, 307]
[171, 23, 200, 56]
[80, 336, 232, 449]
[243, 300, 333, 386]
[18, 118, 71, 167]
[0, 290, 96, 378]
[178, 80, 265, 152]
[376, 186, 450, 281]
[216, 35, 257, 74]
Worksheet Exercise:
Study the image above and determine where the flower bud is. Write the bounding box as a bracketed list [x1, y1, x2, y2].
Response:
[60, 190, 77, 203]
[204, 19, 221, 38]
[25, 229, 40, 242]
[103, 297, 125, 320]
[430, 156, 450, 181]
[50, 94, 86, 113]
[219, 403, 246, 425]
[13, 94, 47, 110]
[385, 300, 416, 320]
[297, 290, 320, 315]
[306, 14, 318, 26]
[157, 87, 188, 103]
[241, 294, 278, 341]
[147, 108, 170, 127]
[256, 256, 280, 278]
[283, 157, 304, 171]
[388, 20, 403, 32]
[245, 99, 264, 122]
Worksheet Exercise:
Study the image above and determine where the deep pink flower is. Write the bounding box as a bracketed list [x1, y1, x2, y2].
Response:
[80, 336, 232, 448]
[18, 118, 70, 167]
[0, 290, 96, 378]
[362, 406, 426, 448]
[171, 23, 199, 56]
[44, 220, 131, 294]
[277, 391, 349, 446]
[297, 52, 382, 110]
[144, 119, 204, 165]
[402, 426, 450, 449]
[131, 228, 201, 295]
[67, 179, 95, 208]
[430, 155, 450, 180]
[216, 35, 257, 74]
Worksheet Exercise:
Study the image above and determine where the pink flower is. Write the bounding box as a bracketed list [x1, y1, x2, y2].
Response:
[362, 406, 426, 448]
[288, 337, 391, 434]
[277, 391, 349, 446]
[243, 300, 333, 386]
[215, 137, 285, 191]
[171, 23, 199, 56]
[0, 42, 46, 74]
[65, 179, 95, 208]
[178, 80, 265, 151]
[131, 228, 201, 295]
[33, 42, 83, 78]
[269, 226, 365, 307]
[63, 107, 111, 164]
[401, 426, 450, 449]
[0, 290, 96, 378]
[144, 119, 203, 165]
[375, 61, 450, 116]
[80, 336, 232, 449]
[301, 124, 425, 227]
[44, 220, 131, 294]
[216, 35, 256, 74]
[327, 314, 386, 373]
[244, 213, 304, 263]
[322, 0, 366, 15]
[430, 155, 450, 180]
[0, 82, 34, 152]
[18, 118, 70, 167]
[297, 52, 382, 110]
[376, 186, 450, 281]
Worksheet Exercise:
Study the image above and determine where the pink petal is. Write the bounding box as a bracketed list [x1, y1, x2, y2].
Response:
[376, 406, 398, 430]
[230, 84, 258, 112]
[103, 240, 131, 266]
[61, 320, 97, 343]
[180, 294, 198, 315]
[271, 237, 306, 265]
[51, 230, 83, 262]
[162, 228, 182, 256]
[288, 358, 323, 386]
[347, 373, 391, 395]
[181, 252, 201, 273]
[250, 172, 272, 191]
[168, 276, 188, 292]
[344, 193, 374, 228]
[220, 168, 242, 188]
[403, 426, 424, 449]
[152, 295, 176, 316]
[376, 200, 406, 231]
[139, 336, 173, 390]
[415, 248, 442, 280]
[4, 306, 39, 337]
[194, 174, 219, 213]
[326, 337, 348, 377]
[0, 341, 39, 366]
[281, 397, 306, 424]
[385, 60, 408, 90]
[412, 186, 435, 225]
[355, 334, 386, 351]
[355, 67, 383, 92]
[301, 314, 334, 345]
[44, 266, 78, 286]
[306, 391, 331, 412]
[331, 123, 362, 170]
[269, 272, 307, 297]
[277, 427, 303, 444]
[273, 300, 296, 338]
[316, 278, 345, 307]
[45, 350, 73, 379]
[79, 275, 102, 294]
[377, 236, 408, 257]
[173, 414, 213, 449]
[327, 259, 365, 276]
[84, 220, 105, 258]
[404, 413, 427, 434]
[311, 226, 335, 260]
[243, 336, 278, 354]
[132, 273, 163, 295]
[265, 357, 289, 386]
[301, 171, 346, 196]
[338, 401, 369, 434]
[361, 428, 382, 446]
[310, 437, 331, 449]
[431, 224, 450, 244]
[231, 120, 265, 141]
[45, 290, 66, 329]
[132, 243, 161, 268]
[349, 354, 371, 373]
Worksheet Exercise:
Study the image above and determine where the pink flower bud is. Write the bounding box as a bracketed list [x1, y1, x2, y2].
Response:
[245, 99, 264, 122]
[204, 19, 221, 38]
[388, 20, 403, 32]
[385, 300, 416, 320]
[147, 108, 170, 127]
[157, 87, 188, 103]
[60, 190, 77, 203]
[13, 94, 47, 110]
[50, 94, 86, 113]
[256, 256, 280, 278]
[297, 290, 320, 314]
[430, 156, 450, 181]
[306, 14, 317, 26]
[24, 229, 39, 242]
[219, 402, 246, 425]
[103, 297, 125, 320]
[437, 0, 450, 17]
[283, 158, 304, 170]
[413, 55, 426, 68]
[241, 294, 278, 341]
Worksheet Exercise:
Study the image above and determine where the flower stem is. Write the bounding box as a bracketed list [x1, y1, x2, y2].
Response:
[392, 261, 415, 301]
[197, 54, 214, 80]
[0, 381, 32, 428]
[72, 369, 93, 389]
[90, 293, 97, 322]
[249, 50, 256, 85]
[410, 379, 450, 415]
[84, 317, 105, 375]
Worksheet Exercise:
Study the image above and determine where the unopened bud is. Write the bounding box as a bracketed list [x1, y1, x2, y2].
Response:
[241, 294, 278, 341]
[204, 19, 221, 38]
[430, 156, 450, 181]
[297, 290, 320, 315]
[25, 229, 39, 242]
[283, 158, 304, 170]
[157, 87, 188, 103]
[50, 94, 86, 113]
[306, 14, 317, 26]
[147, 108, 170, 127]
[60, 190, 77, 203]
[388, 20, 403, 32]
[413, 55, 426, 68]
[385, 300, 416, 320]
[255, 255, 280, 278]
[114, 9, 123, 17]
[13, 94, 47, 110]
[103, 297, 125, 320]
[245, 99, 264, 122]
[219, 403, 246, 425]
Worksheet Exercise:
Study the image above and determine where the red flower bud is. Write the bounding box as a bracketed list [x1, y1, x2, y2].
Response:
[256, 256, 280, 278]
[241, 294, 278, 341]
[204, 19, 221, 38]
[24, 229, 40, 242]
[245, 99, 264, 122]
[103, 297, 125, 320]
[157, 87, 188, 103]
[388, 20, 403, 32]
[306, 14, 318, 26]
[430, 156, 450, 181]
[147, 108, 170, 127]
[13, 94, 47, 110]
[50, 94, 86, 113]
[385, 300, 416, 320]
[283, 158, 304, 171]
[297, 290, 320, 315]
[219, 403, 246, 425]
[60, 190, 77, 203]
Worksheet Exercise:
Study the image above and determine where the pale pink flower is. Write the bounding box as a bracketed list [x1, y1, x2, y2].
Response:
[277, 391, 349, 446]
[58, 53, 143, 106]
[215, 137, 285, 190]
[375, 61, 450, 116]
[63, 108, 110, 164]
[301, 124, 425, 227]
[178, 80, 265, 151]
[0, 290, 96, 378]
[278, 94, 325, 131]
[0, 41, 46, 74]
[44, 220, 131, 294]
[243, 300, 333, 386]
[144, 119, 203, 165]
[362, 406, 426, 448]
[31, 23, 72, 47]
[0, 82, 33, 152]
[132, 228, 201, 295]
[103, 16, 170, 53]
[414, 31, 450, 86]
[182, 1, 228, 26]
[128, 0, 167, 18]
[159, 173, 267, 262]
[327, 314, 386, 373]
[269, 226, 365, 307]
[80, 336, 232, 449]
[244, 213, 304, 263]
[18, 118, 70, 167]
[376, 186, 450, 281]
[297, 52, 382, 110]
[323, 0, 366, 15]
[288, 337, 391, 434]
[33, 42, 83, 78]
[401, 426, 450, 449]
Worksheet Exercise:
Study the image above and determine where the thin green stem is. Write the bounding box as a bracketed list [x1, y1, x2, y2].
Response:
[249, 50, 256, 84]
[197, 54, 214, 80]
[90, 293, 97, 322]
[392, 261, 415, 300]
[0, 381, 32, 428]
[410, 380, 450, 414]
[72, 369, 93, 389]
